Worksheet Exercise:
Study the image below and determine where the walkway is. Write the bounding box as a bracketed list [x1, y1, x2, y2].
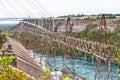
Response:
[4, 38, 53, 80]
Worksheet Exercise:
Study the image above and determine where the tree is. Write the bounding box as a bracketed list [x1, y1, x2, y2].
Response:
[77, 14, 84, 17]
[86, 29, 97, 41]
[0, 30, 7, 49]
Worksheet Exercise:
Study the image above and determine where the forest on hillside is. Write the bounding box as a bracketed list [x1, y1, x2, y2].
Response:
[0, 23, 18, 31]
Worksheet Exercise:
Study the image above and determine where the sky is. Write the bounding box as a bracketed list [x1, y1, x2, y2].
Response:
[0, 0, 120, 18]
[0, 20, 19, 24]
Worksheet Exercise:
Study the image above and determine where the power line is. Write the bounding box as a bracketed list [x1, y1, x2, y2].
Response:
[26, 0, 46, 17]
[0, 2, 12, 18]
[19, 0, 36, 18]
[35, 0, 52, 17]
[29, 0, 47, 17]
[0, 0, 52, 18]
[6, 0, 24, 18]
[12, 0, 30, 17]
[7, 0, 27, 18]
[1, 0, 18, 18]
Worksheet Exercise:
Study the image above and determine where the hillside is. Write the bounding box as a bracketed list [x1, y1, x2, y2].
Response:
[9, 18, 120, 47]
[0, 23, 19, 31]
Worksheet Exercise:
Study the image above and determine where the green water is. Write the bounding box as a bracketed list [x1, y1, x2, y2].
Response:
[34, 53, 119, 80]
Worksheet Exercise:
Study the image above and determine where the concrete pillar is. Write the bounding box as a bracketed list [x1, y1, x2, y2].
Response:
[52, 17, 55, 32]
[42, 18, 43, 27]
[84, 53, 86, 62]
[92, 55, 94, 64]
[37, 19, 40, 26]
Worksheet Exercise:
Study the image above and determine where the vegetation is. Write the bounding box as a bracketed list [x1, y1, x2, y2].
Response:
[63, 77, 73, 80]
[58, 13, 119, 19]
[0, 30, 8, 49]
[0, 23, 17, 31]
[0, 56, 15, 69]
[0, 56, 30, 80]
[10, 30, 94, 59]
[117, 48, 120, 65]
[8, 18, 120, 62]
[5, 16, 120, 79]
[65, 24, 120, 47]
[40, 68, 52, 80]
[43, 68, 52, 73]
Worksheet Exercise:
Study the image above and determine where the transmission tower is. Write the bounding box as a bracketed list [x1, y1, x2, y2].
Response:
[66, 17, 73, 33]
[95, 14, 113, 80]
[62, 45, 76, 79]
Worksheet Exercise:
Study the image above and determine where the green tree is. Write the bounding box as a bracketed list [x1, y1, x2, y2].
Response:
[86, 29, 97, 41]
[0, 30, 7, 49]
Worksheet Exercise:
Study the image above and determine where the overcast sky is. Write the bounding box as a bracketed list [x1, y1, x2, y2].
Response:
[0, 0, 120, 18]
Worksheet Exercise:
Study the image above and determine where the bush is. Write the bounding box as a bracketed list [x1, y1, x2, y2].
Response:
[0, 56, 30, 80]
[0, 30, 8, 49]
[41, 68, 52, 80]
[63, 77, 73, 80]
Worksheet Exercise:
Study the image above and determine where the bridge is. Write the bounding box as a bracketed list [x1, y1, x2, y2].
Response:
[0, 0, 119, 80]
[0, 38, 53, 80]
[11, 20, 117, 80]
[19, 21, 117, 61]
[0, 18, 118, 80]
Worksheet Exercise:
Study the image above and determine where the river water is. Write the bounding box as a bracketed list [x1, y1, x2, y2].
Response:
[33, 52, 119, 80]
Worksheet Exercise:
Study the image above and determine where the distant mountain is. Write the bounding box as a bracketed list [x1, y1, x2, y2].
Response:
[0, 23, 19, 31]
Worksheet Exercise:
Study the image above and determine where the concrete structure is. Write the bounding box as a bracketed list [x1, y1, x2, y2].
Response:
[3, 38, 53, 80]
